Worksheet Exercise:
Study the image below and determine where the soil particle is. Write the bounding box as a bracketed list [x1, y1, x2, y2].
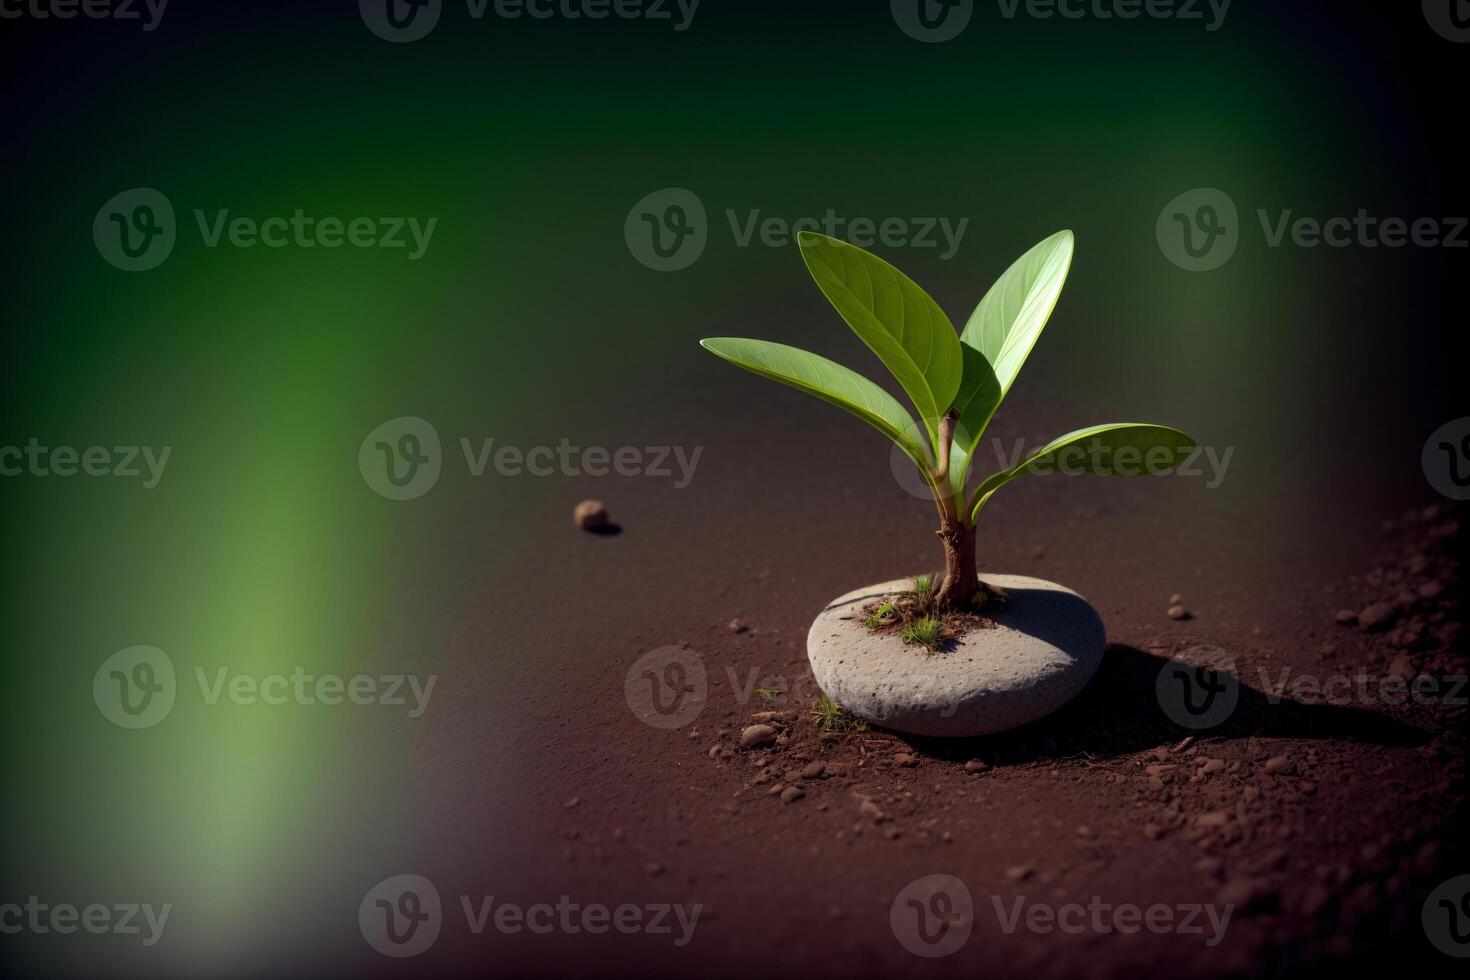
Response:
[780, 786, 805, 804]
[1215, 877, 1279, 916]
[1005, 865, 1034, 881]
[799, 761, 825, 779]
[893, 753, 916, 768]
[572, 499, 608, 530]
[1263, 756, 1296, 776]
[964, 759, 990, 773]
[1357, 602, 1396, 631]
[1168, 604, 1191, 620]
[739, 724, 776, 749]
[1334, 609, 1358, 625]
[727, 618, 749, 634]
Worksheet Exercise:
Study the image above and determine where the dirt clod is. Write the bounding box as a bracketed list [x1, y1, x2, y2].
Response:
[1357, 602, 1395, 631]
[739, 724, 776, 749]
[573, 499, 608, 531]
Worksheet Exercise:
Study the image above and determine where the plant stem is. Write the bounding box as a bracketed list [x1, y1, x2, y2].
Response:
[933, 511, 979, 612]
[929, 408, 978, 612]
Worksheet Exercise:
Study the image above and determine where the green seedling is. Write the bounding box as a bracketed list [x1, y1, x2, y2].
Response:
[701, 231, 1196, 613]
[913, 574, 933, 596]
[810, 695, 866, 733]
[862, 600, 896, 629]
[900, 617, 943, 649]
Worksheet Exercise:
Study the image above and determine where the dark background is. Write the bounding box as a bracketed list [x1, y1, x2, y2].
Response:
[1, 0, 1465, 976]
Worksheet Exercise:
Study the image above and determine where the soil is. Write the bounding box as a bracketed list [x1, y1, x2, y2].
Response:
[404, 439, 1467, 979]
[856, 584, 1000, 651]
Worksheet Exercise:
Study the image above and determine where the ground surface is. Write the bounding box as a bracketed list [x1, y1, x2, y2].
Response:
[402, 411, 1466, 979]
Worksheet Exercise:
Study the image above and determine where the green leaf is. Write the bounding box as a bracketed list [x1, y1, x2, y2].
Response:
[961, 229, 1074, 394]
[797, 232, 962, 451]
[946, 344, 1001, 499]
[969, 423, 1196, 523]
[951, 230, 1075, 492]
[699, 337, 932, 474]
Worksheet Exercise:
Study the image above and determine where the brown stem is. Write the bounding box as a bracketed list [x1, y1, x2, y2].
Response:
[932, 408, 960, 484]
[933, 513, 979, 612]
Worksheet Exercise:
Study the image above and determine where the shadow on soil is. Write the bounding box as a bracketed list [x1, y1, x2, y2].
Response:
[899, 645, 1433, 767]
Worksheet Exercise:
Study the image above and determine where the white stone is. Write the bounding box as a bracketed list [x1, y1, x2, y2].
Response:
[806, 575, 1105, 738]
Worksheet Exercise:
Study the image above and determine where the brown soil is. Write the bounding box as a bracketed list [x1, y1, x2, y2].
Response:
[857, 581, 1000, 651]
[406, 455, 1466, 980]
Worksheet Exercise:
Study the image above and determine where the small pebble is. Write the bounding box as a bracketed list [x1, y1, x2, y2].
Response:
[573, 499, 608, 531]
[739, 724, 776, 749]
[1215, 877, 1277, 915]
[1168, 604, 1191, 621]
[1357, 602, 1395, 631]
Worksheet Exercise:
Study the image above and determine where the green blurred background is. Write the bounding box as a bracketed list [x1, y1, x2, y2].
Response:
[1, 0, 1462, 974]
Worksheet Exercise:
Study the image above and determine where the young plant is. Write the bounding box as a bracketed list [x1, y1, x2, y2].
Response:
[701, 231, 1195, 613]
[810, 695, 867, 733]
[900, 617, 944, 650]
[863, 600, 896, 629]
